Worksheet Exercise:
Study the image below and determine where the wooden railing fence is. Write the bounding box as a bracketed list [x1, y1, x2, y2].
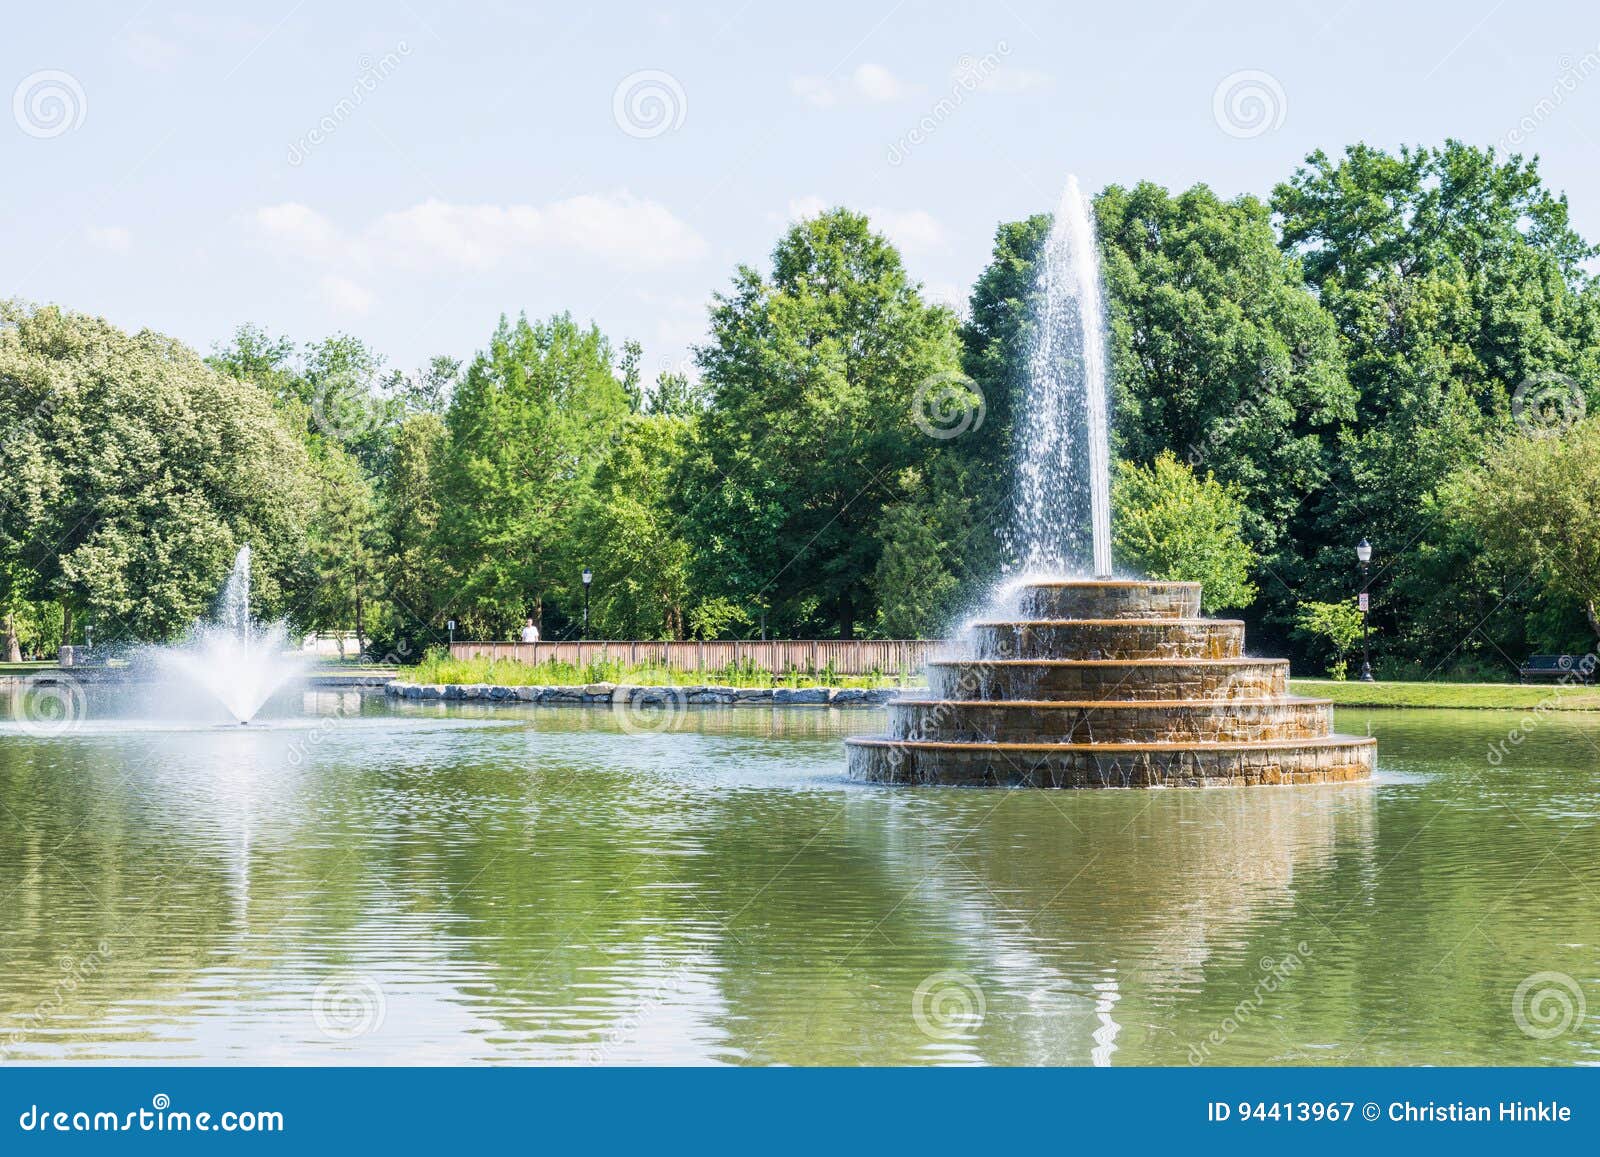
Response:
[448, 639, 938, 676]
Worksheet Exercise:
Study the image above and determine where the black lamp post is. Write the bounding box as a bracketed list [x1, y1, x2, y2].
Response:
[1356, 538, 1374, 682]
[581, 568, 592, 638]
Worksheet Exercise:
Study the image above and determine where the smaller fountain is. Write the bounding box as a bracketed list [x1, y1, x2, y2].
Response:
[153, 546, 306, 724]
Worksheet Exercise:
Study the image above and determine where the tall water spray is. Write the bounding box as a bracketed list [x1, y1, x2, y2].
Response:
[1012, 175, 1113, 578]
[153, 545, 306, 723]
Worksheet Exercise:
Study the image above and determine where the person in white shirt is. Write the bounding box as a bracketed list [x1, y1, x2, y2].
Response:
[519, 619, 540, 643]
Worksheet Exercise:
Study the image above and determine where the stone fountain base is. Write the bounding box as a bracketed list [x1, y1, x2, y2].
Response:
[845, 580, 1375, 788]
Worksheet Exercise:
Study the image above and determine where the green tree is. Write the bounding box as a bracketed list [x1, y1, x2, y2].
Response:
[647, 369, 707, 417]
[301, 443, 382, 656]
[435, 313, 629, 637]
[1441, 417, 1600, 638]
[1294, 599, 1366, 680]
[1111, 453, 1257, 612]
[206, 324, 299, 405]
[1273, 141, 1600, 664]
[1096, 182, 1354, 567]
[389, 355, 460, 416]
[959, 215, 1052, 527]
[681, 208, 964, 638]
[375, 412, 448, 656]
[571, 413, 694, 639]
[870, 467, 976, 637]
[618, 339, 645, 412]
[0, 303, 315, 643]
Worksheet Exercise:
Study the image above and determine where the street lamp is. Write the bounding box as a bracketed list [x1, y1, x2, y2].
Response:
[1355, 538, 1374, 682]
[581, 568, 593, 638]
[84, 624, 93, 657]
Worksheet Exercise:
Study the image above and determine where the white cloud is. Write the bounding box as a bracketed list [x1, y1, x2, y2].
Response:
[319, 274, 374, 316]
[85, 225, 132, 254]
[785, 195, 829, 221]
[254, 203, 342, 250]
[852, 63, 908, 102]
[791, 63, 916, 107]
[254, 192, 706, 273]
[871, 209, 948, 255]
[781, 198, 948, 255]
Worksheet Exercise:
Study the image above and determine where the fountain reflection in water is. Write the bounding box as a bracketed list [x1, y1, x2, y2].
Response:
[153, 545, 306, 724]
[1012, 174, 1113, 579]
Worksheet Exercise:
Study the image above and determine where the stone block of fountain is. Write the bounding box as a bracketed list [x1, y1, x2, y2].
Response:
[846, 579, 1375, 788]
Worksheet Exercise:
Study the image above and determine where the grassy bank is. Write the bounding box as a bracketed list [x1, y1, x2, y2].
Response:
[409, 653, 918, 690]
[1290, 678, 1600, 710]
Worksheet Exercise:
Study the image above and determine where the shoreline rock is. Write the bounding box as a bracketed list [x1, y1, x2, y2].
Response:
[385, 682, 912, 706]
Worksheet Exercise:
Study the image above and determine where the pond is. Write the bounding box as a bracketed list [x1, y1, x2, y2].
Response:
[0, 687, 1596, 1065]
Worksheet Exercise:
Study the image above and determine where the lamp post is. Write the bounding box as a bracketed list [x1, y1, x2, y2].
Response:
[1356, 538, 1374, 682]
[84, 624, 93, 658]
[581, 568, 592, 639]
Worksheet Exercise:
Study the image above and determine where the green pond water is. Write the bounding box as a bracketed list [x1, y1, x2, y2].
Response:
[0, 687, 1596, 1066]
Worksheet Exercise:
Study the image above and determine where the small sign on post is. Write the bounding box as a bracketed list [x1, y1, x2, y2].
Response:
[1358, 593, 1369, 612]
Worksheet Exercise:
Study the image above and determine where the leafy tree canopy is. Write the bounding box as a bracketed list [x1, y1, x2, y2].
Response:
[435, 312, 630, 637]
[681, 208, 963, 638]
[1112, 452, 1257, 612]
[0, 303, 314, 641]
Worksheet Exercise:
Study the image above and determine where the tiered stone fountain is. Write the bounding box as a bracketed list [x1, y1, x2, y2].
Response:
[849, 177, 1377, 787]
[846, 579, 1375, 788]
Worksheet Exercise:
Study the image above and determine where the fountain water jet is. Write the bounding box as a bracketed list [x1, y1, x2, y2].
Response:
[152, 546, 307, 724]
[1013, 175, 1113, 579]
[846, 176, 1375, 787]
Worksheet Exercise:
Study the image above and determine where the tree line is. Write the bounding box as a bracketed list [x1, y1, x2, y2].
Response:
[3, 139, 1598, 678]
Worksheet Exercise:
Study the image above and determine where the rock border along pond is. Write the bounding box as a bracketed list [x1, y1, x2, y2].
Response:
[385, 682, 906, 706]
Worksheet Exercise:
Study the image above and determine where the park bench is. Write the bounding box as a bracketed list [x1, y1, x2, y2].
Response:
[1519, 654, 1596, 684]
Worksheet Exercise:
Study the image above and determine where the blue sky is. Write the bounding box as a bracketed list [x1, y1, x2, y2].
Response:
[5, 1, 1600, 383]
